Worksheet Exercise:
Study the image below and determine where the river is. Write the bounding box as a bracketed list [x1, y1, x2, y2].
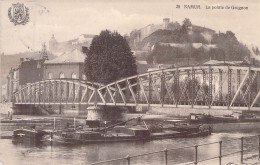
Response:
[1, 130, 260, 165]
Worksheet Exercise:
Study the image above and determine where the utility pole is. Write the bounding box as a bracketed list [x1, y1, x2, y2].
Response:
[0, 53, 2, 103]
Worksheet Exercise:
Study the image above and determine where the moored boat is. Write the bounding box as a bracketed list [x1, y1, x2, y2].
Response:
[12, 128, 49, 144]
[13, 116, 212, 145]
[41, 126, 151, 145]
[188, 112, 260, 124]
[40, 124, 212, 145]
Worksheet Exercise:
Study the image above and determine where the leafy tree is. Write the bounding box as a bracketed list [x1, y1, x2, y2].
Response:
[183, 18, 192, 29]
[181, 18, 192, 34]
[84, 30, 137, 84]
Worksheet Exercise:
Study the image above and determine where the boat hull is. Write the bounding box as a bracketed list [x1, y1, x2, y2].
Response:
[12, 129, 49, 145]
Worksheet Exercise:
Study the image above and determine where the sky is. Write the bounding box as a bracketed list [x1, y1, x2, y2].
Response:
[0, 0, 260, 54]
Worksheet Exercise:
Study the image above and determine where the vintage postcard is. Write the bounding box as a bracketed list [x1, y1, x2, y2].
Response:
[1, 0, 260, 165]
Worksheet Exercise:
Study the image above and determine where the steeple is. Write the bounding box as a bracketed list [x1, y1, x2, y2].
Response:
[49, 34, 57, 52]
[41, 42, 48, 60]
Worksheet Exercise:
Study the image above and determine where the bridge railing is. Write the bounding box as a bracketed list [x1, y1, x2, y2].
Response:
[89, 134, 260, 165]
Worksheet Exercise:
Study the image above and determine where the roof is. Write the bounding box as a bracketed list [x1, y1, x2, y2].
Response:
[203, 60, 244, 66]
[45, 49, 86, 64]
[137, 60, 148, 65]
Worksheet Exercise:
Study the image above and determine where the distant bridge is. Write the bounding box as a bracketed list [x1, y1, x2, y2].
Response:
[14, 65, 260, 110]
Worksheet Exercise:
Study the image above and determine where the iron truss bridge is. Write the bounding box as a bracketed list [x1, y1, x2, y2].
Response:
[14, 65, 260, 110]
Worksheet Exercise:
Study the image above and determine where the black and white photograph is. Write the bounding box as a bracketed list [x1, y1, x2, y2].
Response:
[0, 0, 260, 164]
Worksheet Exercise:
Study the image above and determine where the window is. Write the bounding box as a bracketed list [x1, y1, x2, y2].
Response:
[82, 74, 86, 80]
[59, 72, 65, 78]
[14, 71, 17, 79]
[48, 72, 53, 79]
[37, 61, 41, 68]
[71, 72, 77, 79]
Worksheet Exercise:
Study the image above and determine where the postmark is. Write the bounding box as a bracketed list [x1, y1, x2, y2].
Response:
[8, 3, 29, 26]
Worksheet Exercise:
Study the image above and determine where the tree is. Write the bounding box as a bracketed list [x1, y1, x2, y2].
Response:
[181, 18, 192, 34]
[84, 30, 137, 84]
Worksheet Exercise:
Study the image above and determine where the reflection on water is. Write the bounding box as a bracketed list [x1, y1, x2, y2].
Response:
[0, 130, 260, 165]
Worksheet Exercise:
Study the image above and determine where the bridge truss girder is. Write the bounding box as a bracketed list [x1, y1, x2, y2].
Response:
[14, 66, 260, 110]
[14, 79, 99, 106]
[97, 65, 260, 110]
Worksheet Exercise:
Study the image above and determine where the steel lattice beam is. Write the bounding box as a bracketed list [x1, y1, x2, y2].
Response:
[13, 67, 260, 110]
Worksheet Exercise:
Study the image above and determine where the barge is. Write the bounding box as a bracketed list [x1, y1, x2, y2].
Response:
[12, 128, 49, 144]
[13, 116, 212, 145]
[188, 112, 260, 124]
[40, 125, 211, 145]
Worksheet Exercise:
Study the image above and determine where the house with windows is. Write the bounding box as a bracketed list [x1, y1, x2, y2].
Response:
[6, 57, 47, 102]
[44, 49, 87, 80]
[43, 48, 88, 115]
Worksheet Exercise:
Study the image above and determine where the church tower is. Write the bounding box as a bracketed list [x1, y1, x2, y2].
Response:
[163, 18, 170, 29]
[49, 34, 57, 52]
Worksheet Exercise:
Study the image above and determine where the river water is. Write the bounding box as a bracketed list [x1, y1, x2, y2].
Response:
[0, 130, 260, 165]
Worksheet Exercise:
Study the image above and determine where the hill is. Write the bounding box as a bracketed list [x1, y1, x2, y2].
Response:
[146, 30, 250, 65]
[128, 18, 252, 66]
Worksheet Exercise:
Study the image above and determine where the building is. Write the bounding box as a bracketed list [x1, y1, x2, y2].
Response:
[130, 18, 216, 51]
[49, 34, 95, 56]
[6, 66, 19, 102]
[136, 60, 149, 74]
[5, 43, 49, 102]
[6, 58, 48, 102]
[130, 18, 181, 43]
[19, 58, 46, 86]
[130, 18, 181, 45]
[43, 48, 88, 115]
[44, 49, 86, 80]
[1, 84, 7, 102]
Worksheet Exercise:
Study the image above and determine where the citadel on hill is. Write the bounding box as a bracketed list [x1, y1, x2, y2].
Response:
[129, 18, 215, 51]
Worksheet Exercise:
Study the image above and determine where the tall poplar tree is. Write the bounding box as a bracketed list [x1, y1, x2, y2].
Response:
[84, 30, 137, 84]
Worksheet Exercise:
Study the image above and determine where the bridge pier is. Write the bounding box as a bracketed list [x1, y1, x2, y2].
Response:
[44, 104, 88, 116]
[86, 106, 127, 127]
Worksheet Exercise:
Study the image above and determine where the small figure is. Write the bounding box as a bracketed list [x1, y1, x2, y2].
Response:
[31, 125, 36, 130]
[10, 112, 12, 120]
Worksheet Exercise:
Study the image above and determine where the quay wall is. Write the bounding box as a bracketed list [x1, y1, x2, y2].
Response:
[207, 122, 260, 132]
[145, 106, 238, 116]
[12, 104, 88, 116]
